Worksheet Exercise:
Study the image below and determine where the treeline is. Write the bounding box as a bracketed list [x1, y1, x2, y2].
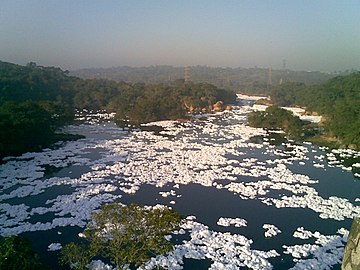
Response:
[73, 79, 235, 127]
[0, 61, 236, 158]
[268, 73, 360, 148]
[70, 65, 341, 94]
[0, 62, 76, 123]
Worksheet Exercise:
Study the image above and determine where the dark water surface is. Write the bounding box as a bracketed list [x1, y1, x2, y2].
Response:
[1, 102, 359, 270]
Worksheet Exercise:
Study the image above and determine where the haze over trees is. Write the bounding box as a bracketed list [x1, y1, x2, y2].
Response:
[70, 65, 343, 94]
[1, 59, 359, 156]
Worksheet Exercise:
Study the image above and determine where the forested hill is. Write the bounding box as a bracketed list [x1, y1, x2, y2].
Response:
[0, 61, 77, 105]
[269, 73, 360, 149]
[0, 61, 80, 158]
[70, 65, 341, 94]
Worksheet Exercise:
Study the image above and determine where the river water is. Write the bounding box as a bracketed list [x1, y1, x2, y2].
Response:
[1, 96, 360, 270]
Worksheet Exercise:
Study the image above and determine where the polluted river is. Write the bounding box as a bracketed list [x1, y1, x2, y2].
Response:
[1, 95, 360, 270]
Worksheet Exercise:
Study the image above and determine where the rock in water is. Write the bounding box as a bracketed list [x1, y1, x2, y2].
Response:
[342, 217, 360, 269]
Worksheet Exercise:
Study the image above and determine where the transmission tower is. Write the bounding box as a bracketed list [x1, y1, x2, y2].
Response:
[184, 66, 191, 82]
[267, 66, 272, 87]
[280, 59, 287, 84]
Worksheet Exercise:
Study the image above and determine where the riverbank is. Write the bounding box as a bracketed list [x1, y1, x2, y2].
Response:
[239, 95, 360, 179]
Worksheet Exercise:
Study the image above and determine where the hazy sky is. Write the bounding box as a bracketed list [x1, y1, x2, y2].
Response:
[1, 0, 360, 71]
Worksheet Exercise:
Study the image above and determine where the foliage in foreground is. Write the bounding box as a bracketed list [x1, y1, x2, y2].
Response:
[0, 236, 49, 270]
[60, 204, 182, 270]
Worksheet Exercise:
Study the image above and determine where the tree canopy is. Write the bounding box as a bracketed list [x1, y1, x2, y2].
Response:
[0, 61, 236, 158]
[0, 236, 49, 270]
[60, 204, 182, 269]
[267, 72, 360, 148]
[248, 106, 304, 139]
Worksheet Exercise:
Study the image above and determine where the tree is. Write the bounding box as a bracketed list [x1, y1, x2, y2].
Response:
[0, 101, 53, 157]
[248, 106, 304, 139]
[59, 242, 94, 270]
[270, 81, 306, 107]
[0, 236, 49, 270]
[60, 204, 181, 269]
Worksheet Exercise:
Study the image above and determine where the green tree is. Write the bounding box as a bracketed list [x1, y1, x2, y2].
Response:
[0, 236, 49, 270]
[248, 106, 304, 139]
[0, 101, 53, 157]
[270, 81, 306, 107]
[59, 242, 94, 270]
[60, 204, 181, 269]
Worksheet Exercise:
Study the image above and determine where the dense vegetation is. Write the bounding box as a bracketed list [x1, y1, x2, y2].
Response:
[72, 66, 359, 145]
[0, 61, 236, 158]
[60, 204, 181, 270]
[0, 236, 49, 270]
[247, 106, 314, 140]
[268, 73, 360, 148]
[0, 62, 80, 158]
[72, 78, 236, 127]
[0, 62, 75, 105]
[71, 65, 343, 94]
[0, 101, 75, 158]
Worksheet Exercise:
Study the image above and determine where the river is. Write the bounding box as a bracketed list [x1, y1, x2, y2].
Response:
[1, 95, 360, 270]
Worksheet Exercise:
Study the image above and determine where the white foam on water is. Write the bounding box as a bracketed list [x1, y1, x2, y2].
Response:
[0, 99, 358, 269]
[140, 218, 279, 270]
[284, 227, 348, 270]
[87, 260, 115, 270]
[217, 217, 247, 228]
[263, 224, 281, 238]
[48, 243, 62, 251]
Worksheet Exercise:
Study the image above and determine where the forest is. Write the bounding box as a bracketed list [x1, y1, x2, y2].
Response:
[1, 60, 359, 158]
[0, 61, 236, 158]
[0, 62, 79, 158]
[73, 78, 235, 127]
[263, 73, 360, 148]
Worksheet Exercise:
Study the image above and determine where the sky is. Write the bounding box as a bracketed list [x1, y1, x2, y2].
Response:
[1, 0, 360, 72]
